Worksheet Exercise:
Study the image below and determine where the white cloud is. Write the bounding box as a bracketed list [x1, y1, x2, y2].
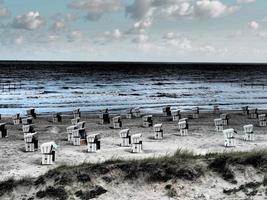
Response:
[248, 21, 259, 30]
[126, 0, 153, 20]
[163, 32, 192, 50]
[95, 28, 124, 44]
[13, 11, 45, 30]
[237, 0, 256, 4]
[105, 29, 122, 40]
[68, 30, 83, 42]
[68, 0, 122, 21]
[134, 17, 153, 32]
[195, 0, 238, 18]
[160, 2, 194, 18]
[14, 36, 23, 45]
[258, 31, 267, 37]
[126, 0, 238, 22]
[51, 20, 65, 31]
[132, 34, 149, 43]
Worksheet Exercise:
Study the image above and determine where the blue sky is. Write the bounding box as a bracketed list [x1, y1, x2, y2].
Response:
[0, 0, 266, 62]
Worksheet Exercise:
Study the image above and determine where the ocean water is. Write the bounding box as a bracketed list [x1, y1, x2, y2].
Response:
[1, 62, 267, 115]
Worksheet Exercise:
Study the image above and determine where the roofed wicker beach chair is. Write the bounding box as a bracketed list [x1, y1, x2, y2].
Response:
[163, 106, 172, 116]
[99, 108, 110, 124]
[119, 129, 131, 146]
[153, 123, 163, 139]
[0, 123, 7, 138]
[26, 108, 37, 119]
[41, 141, 57, 165]
[113, 116, 122, 129]
[171, 109, 181, 121]
[131, 133, 142, 153]
[87, 133, 101, 152]
[142, 115, 153, 127]
[243, 124, 254, 141]
[214, 118, 223, 131]
[192, 107, 199, 119]
[223, 128, 236, 147]
[258, 114, 266, 127]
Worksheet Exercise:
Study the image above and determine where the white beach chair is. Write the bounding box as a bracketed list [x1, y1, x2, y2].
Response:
[153, 123, 163, 139]
[131, 133, 142, 153]
[87, 133, 101, 152]
[142, 115, 153, 127]
[119, 129, 131, 146]
[223, 128, 236, 147]
[214, 118, 223, 131]
[41, 142, 57, 165]
[171, 109, 180, 121]
[192, 107, 199, 119]
[243, 124, 254, 141]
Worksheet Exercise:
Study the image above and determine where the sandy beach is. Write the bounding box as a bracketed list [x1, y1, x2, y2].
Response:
[1, 109, 267, 181]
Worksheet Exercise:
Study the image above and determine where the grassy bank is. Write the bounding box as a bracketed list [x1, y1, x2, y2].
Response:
[1, 149, 267, 199]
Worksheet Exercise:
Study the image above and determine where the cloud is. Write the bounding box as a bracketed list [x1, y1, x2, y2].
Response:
[132, 34, 149, 43]
[159, 1, 194, 18]
[195, 0, 238, 18]
[68, 0, 122, 21]
[14, 36, 24, 45]
[134, 17, 153, 32]
[0, 6, 10, 17]
[237, 0, 256, 4]
[126, 0, 153, 20]
[126, 0, 238, 22]
[68, 30, 83, 42]
[162, 32, 192, 50]
[13, 11, 45, 30]
[248, 21, 259, 30]
[105, 29, 123, 39]
[51, 20, 65, 31]
[95, 29, 124, 44]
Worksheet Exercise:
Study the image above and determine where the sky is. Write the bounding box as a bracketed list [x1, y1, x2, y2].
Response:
[0, 0, 267, 62]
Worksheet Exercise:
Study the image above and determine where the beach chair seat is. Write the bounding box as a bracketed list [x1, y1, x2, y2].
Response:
[241, 106, 249, 115]
[132, 107, 141, 118]
[171, 109, 180, 121]
[192, 107, 199, 119]
[119, 129, 131, 146]
[142, 115, 153, 127]
[0, 123, 7, 138]
[99, 109, 110, 124]
[87, 133, 101, 152]
[73, 108, 81, 118]
[26, 108, 36, 119]
[76, 121, 86, 129]
[248, 108, 258, 119]
[214, 118, 223, 131]
[131, 133, 142, 153]
[41, 142, 57, 165]
[220, 114, 229, 125]
[71, 117, 80, 125]
[243, 124, 255, 141]
[22, 117, 33, 125]
[223, 129, 236, 147]
[214, 105, 220, 114]
[52, 113, 62, 123]
[163, 106, 171, 116]
[154, 123, 163, 139]
[119, 129, 130, 138]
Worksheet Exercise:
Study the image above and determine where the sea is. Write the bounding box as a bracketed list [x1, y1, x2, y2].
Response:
[0, 61, 267, 115]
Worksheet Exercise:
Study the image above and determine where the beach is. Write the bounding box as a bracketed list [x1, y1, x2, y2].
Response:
[1, 109, 267, 181]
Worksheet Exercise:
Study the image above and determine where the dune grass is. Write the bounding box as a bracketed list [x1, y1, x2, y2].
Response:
[1, 149, 267, 199]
